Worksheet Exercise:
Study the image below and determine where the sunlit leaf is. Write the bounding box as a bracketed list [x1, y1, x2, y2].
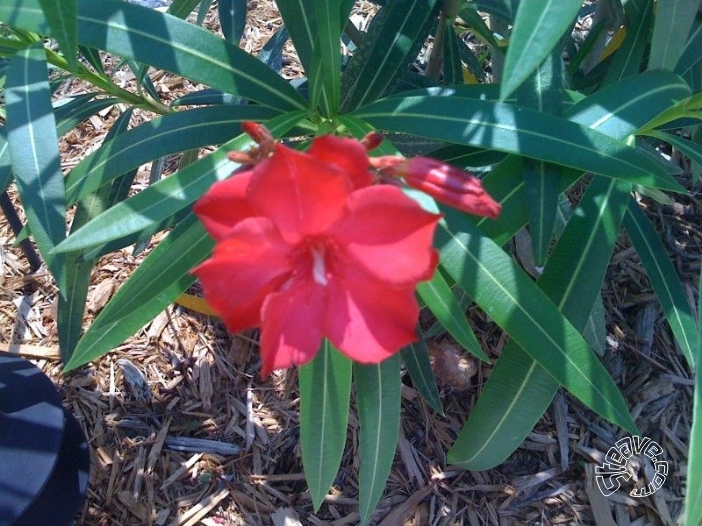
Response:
[355, 354, 401, 526]
[300, 341, 352, 511]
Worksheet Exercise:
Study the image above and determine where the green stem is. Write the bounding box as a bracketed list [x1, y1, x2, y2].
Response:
[0, 37, 172, 115]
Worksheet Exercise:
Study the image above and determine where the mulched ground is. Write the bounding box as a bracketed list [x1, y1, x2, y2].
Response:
[1, 2, 700, 525]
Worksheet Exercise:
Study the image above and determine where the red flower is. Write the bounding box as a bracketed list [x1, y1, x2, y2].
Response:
[193, 126, 441, 375]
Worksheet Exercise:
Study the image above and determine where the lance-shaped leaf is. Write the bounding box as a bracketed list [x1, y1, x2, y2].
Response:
[516, 48, 565, 265]
[500, 0, 582, 99]
[38, 0, 78, 71]
[352, 95, 684, 191]
[648, 0, 700, 72]
[436, 218, 637, 434]
[340, 0, 440, 111]
[5, 43, 66, 288]
[355, 354, 402, 526]
[417, 270, 488, 361]
[447, 177, 633, 469]
[623, 202, 698, 371]
[218, 0, 246, 45]
[64, 104, 280, 205]
[401, 335, 443, 415]
[684, 269, 702, 526]
[55, 111, 306, 252]
[63, 212, 213, 371]
[601, 0, 653, 86]
[58, 109, 134, 363]
[299, 341, 352, 511]
[0, 0, 307, 112]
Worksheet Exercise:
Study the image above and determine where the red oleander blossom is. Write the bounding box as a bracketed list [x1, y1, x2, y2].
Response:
[193, 125, 442, 375]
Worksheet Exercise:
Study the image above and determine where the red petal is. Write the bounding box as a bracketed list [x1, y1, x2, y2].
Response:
[259, 280, 326, 375]
[324, 267, 419, 363]
[330, 185, 440, 286]
[194, 170, 258, 240]
[191, 217, 291, 333]
[247, 144, 352, 244]
[308, 135, 374, 189]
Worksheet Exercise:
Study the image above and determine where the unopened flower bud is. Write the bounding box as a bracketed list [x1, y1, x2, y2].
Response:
[371, 156, 501, 219]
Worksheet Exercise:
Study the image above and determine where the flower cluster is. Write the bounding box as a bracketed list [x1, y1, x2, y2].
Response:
[193, 123, 500, 375]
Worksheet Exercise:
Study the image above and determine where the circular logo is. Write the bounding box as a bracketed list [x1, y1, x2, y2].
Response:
[595, 436, 667, 497]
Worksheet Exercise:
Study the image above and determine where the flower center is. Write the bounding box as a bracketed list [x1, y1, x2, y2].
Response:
[310, 245, 328, 286]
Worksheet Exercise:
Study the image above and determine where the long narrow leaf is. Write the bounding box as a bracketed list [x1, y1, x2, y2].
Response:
[63, 212, 212, 371]
[38, 0, 78, 71]
[353, 96, 683, 191]
[340, 0, 440, 111]
[623, 202, 698, 370]
[500, 0, 582, 99]
[416, 270, 488, 361]
[1, 0, 307, 112]
[55, 110, 306, 252]
[401, 336, 443, 415]
[683, 268, 702, 526]
[436, 219, 637, 433]
[447, 177, 634, 468]
[5, 43, 66, 288]
[64, 105, 280, 205]
[217, 0, 246, 45]
[58, 108, 134, 362]
[648, 0, 700, 72]
[299, 341, 352, 511]
[601, 0, 653, 86]
[355, 354, 402, 526]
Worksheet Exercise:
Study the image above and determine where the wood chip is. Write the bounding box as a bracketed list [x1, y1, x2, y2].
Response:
[167, 487, 229, 526]
[163, 436, 241, 456]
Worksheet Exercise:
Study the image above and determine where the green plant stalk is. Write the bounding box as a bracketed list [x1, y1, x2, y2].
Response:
[0, 36, 172, 114]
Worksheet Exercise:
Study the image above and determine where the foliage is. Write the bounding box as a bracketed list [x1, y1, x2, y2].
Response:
[0, 0, 701, 523]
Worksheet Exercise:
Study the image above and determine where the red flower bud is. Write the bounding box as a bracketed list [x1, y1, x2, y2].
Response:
[371, 156, 502, 219]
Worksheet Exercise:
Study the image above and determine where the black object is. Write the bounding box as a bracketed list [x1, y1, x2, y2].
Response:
[0, 352, 89, 526]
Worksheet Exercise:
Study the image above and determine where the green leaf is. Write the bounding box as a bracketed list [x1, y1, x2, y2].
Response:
[568, 71, 691, 138]
[58, 108, 133, 363]
[401, 336, 443, 415]
[674, 14, 702, 78]
[340, 0, 440, 111]
[648, 0, 700, 72]
[55, 110, 306, 252]
[64, 105, 279, 205]
[601, 0, 653, 86]
[447, 177, 634, 469]
[2, 0, 307, 112]
[442, 21, 463, 86]
[353, 95, 684, 191]
[54, 95, 118, 137]
[167, 0, 201, 18]
[38, 0, 78, 71]
[684, 267, 702, 526]
[416, 270, 488, 361]
[436, 217, 637, 434]
[355, 354, 402, 526]
[275, 0, 316, 73]
[522, 160, 560, 265]
[623, 202, 698, 371]
[63, 212, 212, 371]
[646, 130, 702, 167]
[515, 48, 564, 265]
[312, 0, 342, 116]
[218, 0, 246, 45]
[500, 0, 582, 99]
[5, 42, 66, 288]
[299, 341, 352, 512]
